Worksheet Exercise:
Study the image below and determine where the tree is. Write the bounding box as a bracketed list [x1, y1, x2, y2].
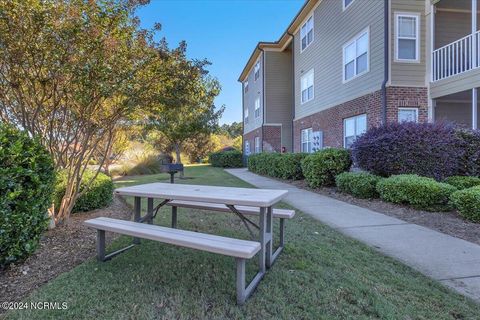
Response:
[220, 122, 242, 138]
[0, 0, 156, 221]
[145, 44, 224, 167]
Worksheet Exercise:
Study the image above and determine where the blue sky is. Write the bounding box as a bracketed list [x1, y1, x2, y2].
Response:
[137, 0, 304, 125]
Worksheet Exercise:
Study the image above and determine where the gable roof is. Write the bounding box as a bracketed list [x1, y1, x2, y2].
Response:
[238, 0, 320, 82]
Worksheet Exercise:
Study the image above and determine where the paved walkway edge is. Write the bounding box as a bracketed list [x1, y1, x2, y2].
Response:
[226, 168, 480, 302]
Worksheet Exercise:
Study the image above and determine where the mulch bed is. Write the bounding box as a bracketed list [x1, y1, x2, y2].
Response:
[286, 179, 480, 246]
[0, 196, 132, 311]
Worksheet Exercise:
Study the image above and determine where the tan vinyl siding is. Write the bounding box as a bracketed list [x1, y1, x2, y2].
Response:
[294, 0, 385, 120]
[390, 0, 426, 87]
[243, 53, 264, 134]
[430, 68, 480, 98]
[435, 10, 472, 49]
[265, 50, 293, 150]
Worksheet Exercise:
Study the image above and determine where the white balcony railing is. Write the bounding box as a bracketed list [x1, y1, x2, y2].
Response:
[432, 31, 480, 82]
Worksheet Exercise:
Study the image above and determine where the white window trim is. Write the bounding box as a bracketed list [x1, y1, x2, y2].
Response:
[398, 107, 419, 122]
[244, 80, 249, 93]
[394, 12, 420, 63]
[301, 128, 313, 153]
[300, 15, 314, 53]
[244, 108, 249, 124]
[254, 98, 261, 118]
[254, 60, 260, 82]
[254, 136, 260, 153]
[342, 27, 370, 83]
[300, 68, 315, 105]
[343, 114, 367, 148]
[343, 0, 355, 11]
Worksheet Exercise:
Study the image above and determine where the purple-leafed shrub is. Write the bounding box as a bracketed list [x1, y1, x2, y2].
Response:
[455, 129, 480, 177]
[351, 122, 464, 181]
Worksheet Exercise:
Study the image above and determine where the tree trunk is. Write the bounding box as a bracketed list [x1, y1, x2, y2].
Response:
[174, 143, 184, 178]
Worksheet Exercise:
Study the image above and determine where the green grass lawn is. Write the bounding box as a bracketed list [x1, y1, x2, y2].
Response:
[5, 165, 480, 319]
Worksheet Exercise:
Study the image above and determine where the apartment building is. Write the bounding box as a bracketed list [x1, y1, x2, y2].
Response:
[239, 0, 480, 154]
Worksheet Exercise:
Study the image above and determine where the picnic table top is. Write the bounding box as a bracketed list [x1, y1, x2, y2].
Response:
[115, 183, 288, 207]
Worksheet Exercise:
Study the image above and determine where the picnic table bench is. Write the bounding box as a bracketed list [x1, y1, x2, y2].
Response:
[84, 183, 292, 304]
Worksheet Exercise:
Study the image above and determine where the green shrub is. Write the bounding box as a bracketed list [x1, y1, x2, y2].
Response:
[450, 186, 480, 222]
[301, 148, 352, 188]
[277, 153, 309, 180]
[209, 150, 243, 168]
[444, 176, 480, 190]
[335, 172, 383, 198]
[247, 153, 277, 176]
[0, 125, 55, 267]
[376, 174, 456, 211]
[54, 169, 114, 213]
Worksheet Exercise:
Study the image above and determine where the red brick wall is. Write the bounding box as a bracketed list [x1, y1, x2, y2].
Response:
[293, 87, 428, 151]
[243, 127, 262, 154]
[263, 125, 282, 152]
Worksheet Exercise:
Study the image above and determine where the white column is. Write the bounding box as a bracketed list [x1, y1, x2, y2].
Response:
[429, 99, 436, 123]
[473, 88, 478, 130]
[430, 4, 435, 82]
[473, 0, 478, 68]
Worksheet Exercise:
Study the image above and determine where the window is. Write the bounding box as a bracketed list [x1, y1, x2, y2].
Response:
[395, 14, 419, 62]
[301, 128, 313, 153]
[244, 80, 249, 93]
[244, 108, 249, 124]
[398, 108, 418, 123]
[344, 114, 366, 148]
[300, 16, 314, 51]
[343, 0, 355, 10]
[245, 141, 250, 156]
[254, 98, 260, 118]
[301, 69, 314, 104]
[254, 136, 260, 153]
[343, 29, 369, 82]
[254, 61, 260, 81]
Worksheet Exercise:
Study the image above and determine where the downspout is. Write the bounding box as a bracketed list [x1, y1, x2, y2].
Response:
[287, 31, 295, 153]
[381, 0, 389, 125]
[260, 47, 265, 152]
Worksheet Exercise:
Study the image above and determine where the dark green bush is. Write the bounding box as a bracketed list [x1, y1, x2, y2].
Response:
[54, 169, 114, 213]
[277, 153, 309, 180]
[301, 148, 352, 188]
[450, 186, 480, 222]
[335, 172, 383, 198]
[444, 176, 480, 190]
[0, 125, 55, 267]
[376, 174, 456, 211]
[209, 150, 243, 168]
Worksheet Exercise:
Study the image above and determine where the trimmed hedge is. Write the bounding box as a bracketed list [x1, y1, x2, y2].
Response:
[209, 150, 243, 168]
[335, 172, 383, 198]
[376, 174, 456, 211]
[0, 125, 56, 267]
[277, 153, 309, 180]
[54, 169, 114, 213]
[352, 122, 463, 180]
[450, 186, 480, 222]
[301, 148, 352, 188]
[455, 129, 480, 176]
[444, 176, 480, 190]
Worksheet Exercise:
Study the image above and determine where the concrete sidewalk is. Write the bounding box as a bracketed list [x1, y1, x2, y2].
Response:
[226, 168, 480, 302]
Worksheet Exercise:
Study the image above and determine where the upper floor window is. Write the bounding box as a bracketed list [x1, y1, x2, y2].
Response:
[254, 61, 260, 81]
[344, 114, 366, 148]
[398, 108, 419, 123]
[244, 108, 249, 124]
[343, 0, 355, 10]
[244, 80, 249, 93]
[254, 98, 260, 118]
[254, 136, 260, 153]
[300, 16, 314, 52]
[395, 13, 419, 62]
[301, 69, 314, 104]
[301, 128, 313, 153]
[343, 29, 369, 82]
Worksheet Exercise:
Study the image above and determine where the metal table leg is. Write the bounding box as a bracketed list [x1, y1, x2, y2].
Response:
[147, 198, 154, 224]
[133, 197, 141, 244]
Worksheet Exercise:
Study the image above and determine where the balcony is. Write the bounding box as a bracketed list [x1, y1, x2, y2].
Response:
[432, 31, 480, 81]
[431, 0, 479, 82]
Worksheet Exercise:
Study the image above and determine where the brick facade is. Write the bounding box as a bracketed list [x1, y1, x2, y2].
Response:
[243, 125, 282, 154]
[293, 86, 428, 151]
